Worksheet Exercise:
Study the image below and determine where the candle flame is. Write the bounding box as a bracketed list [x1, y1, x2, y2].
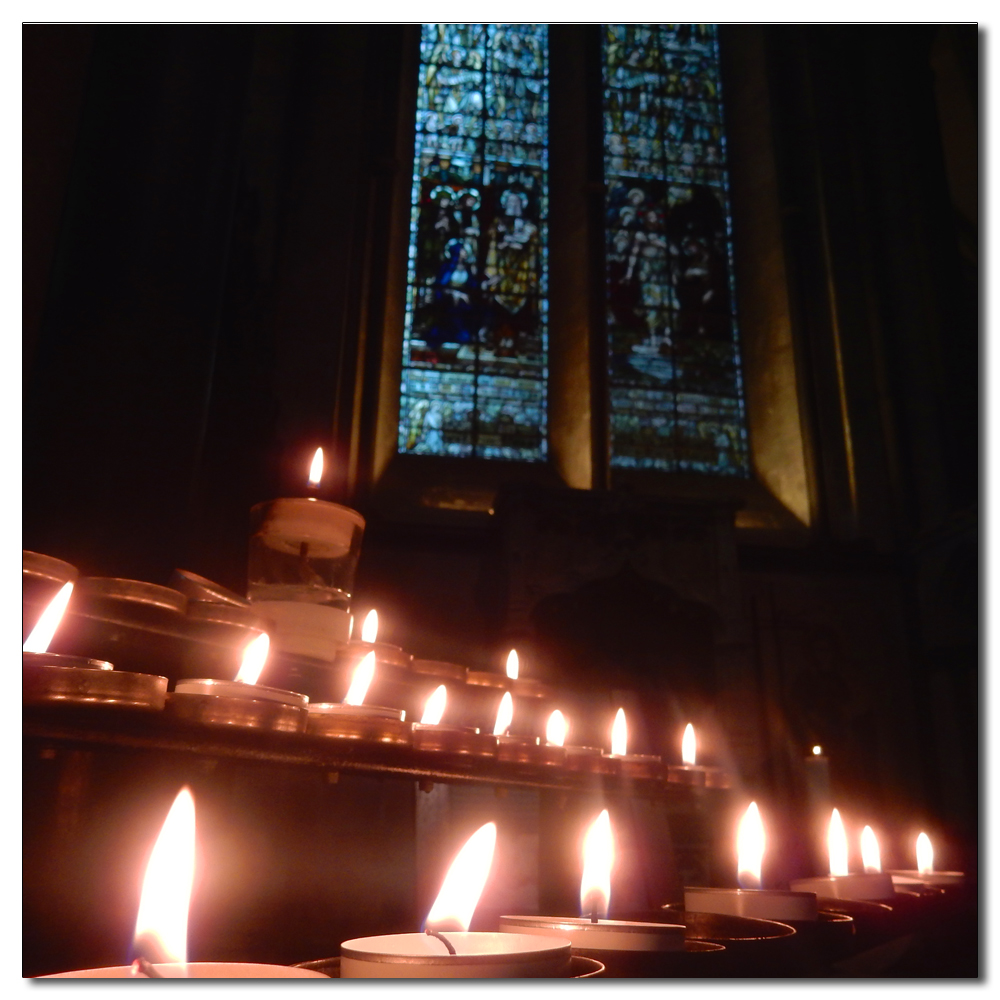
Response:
[234, 632, 270, 685]
[361, 609, 379, 644]
[812, 745, 823, 755]
[682, 723, 696, 766]
[505, 649, 519, 680]
[493, 691, 513, 736]
[861, 825, 881, 874]
[344, 650, 376, 706]
[308, 447, 324, 485]
[421, 685, 447, 726]
[828, 808, 849, 877]
[546, 710, 568, 747]
[580, 809, 613, 919]
[133, 788, 196, 966]
[737, 801, 764, 889]
[916, 832, 934, 874]
[611, 708, 627, 756]
[23, 581, 74, 654]
[425, 822, 497, 933]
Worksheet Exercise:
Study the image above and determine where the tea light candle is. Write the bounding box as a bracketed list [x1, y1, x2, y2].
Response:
[22, 582, 168, 709]
[340, 823, 572, 977]
[887, 832, 967, 888]
[685, 802, 818, 922]
[43, 788, 324, 978]
[307, 651, 413, 741]
[501, 809, 685, 955]
[248, 450, 364, 660]
[169, 634, 308, 732]
[790, 810, 896, 900]
[604, 708, 660, 778]
[339, 608, 412, 668]
[666, 723, 707, 787]
[409, 684, 497, 756]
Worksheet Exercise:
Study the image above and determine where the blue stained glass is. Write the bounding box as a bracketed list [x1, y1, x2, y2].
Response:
[604, 24, 749, 476]
[399, 24, 549, 461]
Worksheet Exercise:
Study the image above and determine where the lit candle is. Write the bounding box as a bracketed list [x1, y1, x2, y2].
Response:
[23, 581, 168, 709]
[684, 801, 818, 921]
[308, 446, 324, 487]
[604, 708, 661, 779]
[247, 450, 365, 661]
[466, 648, 554, 719]
[887, 831, 967, 889]
[546, 709, 567, 746]
[790, 809, 896, 900]
[501, 809, 685, 957]
[308, 650, 410, 742]
[410, 684, 497, 756]
[666, 723, 707, 787]
[341, 608, 412, 668]
[171, 633, 310, 732]
[341, 823, 572, 977]
[41, 788, 326, 978]
[553, 710, 614, 774]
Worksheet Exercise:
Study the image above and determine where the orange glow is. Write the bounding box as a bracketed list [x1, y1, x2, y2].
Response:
[421, 685, 447, 726]
[580, 809, 614, 919]
[812, 745, 823, 755]
[133, 788, 196, 965]
[234, 633, 270, 685]
[493, 691, 513, 736]
[308, 447, 324, 485]
[361, 609, 379, 644]
[505, 649, 519, 680]
[344, 651, 376, 706]
[861, 825, 881, 874]
[828, 809, 849, 877]
[737, 801, 764, 890]
[424, 822, 497, 933]
[682, 723, 696, 766]
[916, 832, 934, 874]
[545, 710, 568, 747]
[23, 581, 74, 654]
[611, 708, 627, 756]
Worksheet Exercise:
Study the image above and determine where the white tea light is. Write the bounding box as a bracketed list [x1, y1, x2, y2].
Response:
[685, 801, 818, 922]
[790, 809, 895, 900]
[340, 823, 571, 978]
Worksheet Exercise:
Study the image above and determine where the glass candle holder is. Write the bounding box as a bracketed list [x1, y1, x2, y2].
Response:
[248, 498, 365, 660]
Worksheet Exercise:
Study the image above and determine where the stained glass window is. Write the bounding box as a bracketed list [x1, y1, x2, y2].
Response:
[604, 24, 749, 475]
[398, 24, 549, 461]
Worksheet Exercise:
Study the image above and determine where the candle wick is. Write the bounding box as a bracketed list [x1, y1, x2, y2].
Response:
[590, 911, 599, 924]
[425, 927, 458, 955]
[130, 957, 164, 978]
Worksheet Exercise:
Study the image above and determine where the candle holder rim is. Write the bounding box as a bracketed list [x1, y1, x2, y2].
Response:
[308, 701, 402, 718]
[682, 886, 818, 899]
[173, 678, 309, 706]
[171, 568, 251, 607]
[23, 652, 114, 671]
[75, 577, 188, 612]
[23, 549, 79, 584]
[501, 915, 686, 934]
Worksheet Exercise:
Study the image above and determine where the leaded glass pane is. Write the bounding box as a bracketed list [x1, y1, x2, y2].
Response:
[604, 23, 749, 475]
[399, 23, 549, 461]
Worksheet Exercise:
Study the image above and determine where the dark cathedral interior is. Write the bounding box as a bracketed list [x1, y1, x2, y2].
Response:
[23, 24, 978, 978]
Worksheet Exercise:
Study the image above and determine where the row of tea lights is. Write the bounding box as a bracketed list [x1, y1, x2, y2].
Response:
[45, 781, 963, 978]
[24, 582, 727, 782]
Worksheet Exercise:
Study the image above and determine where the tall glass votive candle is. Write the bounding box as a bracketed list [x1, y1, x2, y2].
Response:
[248, 498, 364, 661]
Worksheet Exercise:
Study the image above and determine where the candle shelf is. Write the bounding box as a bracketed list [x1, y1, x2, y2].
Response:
[23, 702, 728, 795]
